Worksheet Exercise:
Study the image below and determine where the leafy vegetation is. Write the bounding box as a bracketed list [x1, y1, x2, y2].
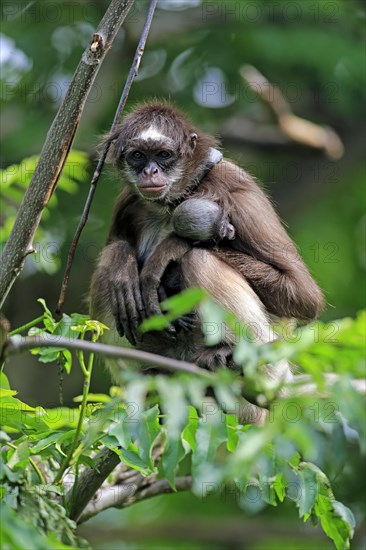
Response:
[0, 151, 90, 273]
[1, 296, 364, 549]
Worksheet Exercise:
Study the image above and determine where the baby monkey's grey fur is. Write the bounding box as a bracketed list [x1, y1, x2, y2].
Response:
[172, 198, 236, 242]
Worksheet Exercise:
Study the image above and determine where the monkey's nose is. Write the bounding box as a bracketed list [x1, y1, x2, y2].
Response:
[143, 165, 158, 176]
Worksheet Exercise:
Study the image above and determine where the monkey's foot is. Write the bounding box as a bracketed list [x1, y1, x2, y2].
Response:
[195, 345, 235, 371]
[173, 312, 196, 333]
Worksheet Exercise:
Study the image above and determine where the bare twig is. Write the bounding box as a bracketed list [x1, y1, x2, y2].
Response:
[0, 0, 135, 309]
[56, 0, 158, 316]
[240, 65, 344, 159]
[5, 334, 365, 394]
[4, 335, 214, 379]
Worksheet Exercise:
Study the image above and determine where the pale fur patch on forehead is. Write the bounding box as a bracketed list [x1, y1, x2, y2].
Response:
[138, 126, 168, 142]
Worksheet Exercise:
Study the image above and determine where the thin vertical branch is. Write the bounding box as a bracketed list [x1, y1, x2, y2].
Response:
[56, 0, 158, 316]
[0, 0, 135, 308]
[54, 336, 96, 485]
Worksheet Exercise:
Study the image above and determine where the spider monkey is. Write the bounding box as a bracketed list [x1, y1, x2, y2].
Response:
[90, 102, 324, 420]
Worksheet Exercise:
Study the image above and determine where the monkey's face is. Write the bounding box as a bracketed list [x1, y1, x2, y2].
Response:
[107, 103, 215, 202]
[124, 137, 183, 200]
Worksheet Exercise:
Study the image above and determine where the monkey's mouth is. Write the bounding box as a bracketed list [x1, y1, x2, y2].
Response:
[139, 185, 166, 196]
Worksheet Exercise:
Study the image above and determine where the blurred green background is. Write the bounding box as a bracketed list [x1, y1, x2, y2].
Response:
[1, 0, 365, 548]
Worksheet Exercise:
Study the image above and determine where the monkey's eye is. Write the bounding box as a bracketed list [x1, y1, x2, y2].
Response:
[157, 150, 172, 159]
[131, 151, 145, 160]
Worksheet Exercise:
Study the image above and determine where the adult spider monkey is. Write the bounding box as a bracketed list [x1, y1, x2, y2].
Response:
[90, 101, 324, 399]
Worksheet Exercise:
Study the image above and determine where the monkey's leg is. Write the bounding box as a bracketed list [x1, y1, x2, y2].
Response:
[180, 248, 290, 381]
[181, 249, 291, 425]
[181, 248, 271, 341]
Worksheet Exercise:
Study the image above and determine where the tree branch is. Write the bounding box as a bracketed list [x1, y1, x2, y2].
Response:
[4, 335, 214, 379]
[5, 335, 365, 395]
[56, 0, 158, 315]
[78, 473, 192, 524]
[0, 0, 135, 308]
[67, 448, 121, 521]
[239, 65, 344, 159]
[67, 444, 166, 522]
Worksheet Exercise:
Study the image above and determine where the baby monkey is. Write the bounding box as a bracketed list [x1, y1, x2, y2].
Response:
[172, 198, 236, 243]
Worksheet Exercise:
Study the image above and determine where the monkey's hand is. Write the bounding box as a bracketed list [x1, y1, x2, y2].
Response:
[102, 241, 145, 345]
[140, 235, 191, 324]
[195, 345, 235, 371]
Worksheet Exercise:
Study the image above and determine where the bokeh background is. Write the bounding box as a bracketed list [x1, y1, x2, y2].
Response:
[1, 0, 365, 548]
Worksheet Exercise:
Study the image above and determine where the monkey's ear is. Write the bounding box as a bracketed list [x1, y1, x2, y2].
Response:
[190, 132, 198, 149]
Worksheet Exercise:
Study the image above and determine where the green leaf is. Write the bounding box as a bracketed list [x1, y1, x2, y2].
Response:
[157, 378, 188, 438]
[232, 429, 269, 464]
[0, 501, 80, 549]
[233, 339, 259, 374]
[157, 379, 189, 488]
[293, 462, 355, 549]
[182, 406, 199, 452]
[315, 495, 355, 550]
[117, 447, 154, 475]
[37, 299, 54, 325]
[31, 433, 66, 454]
[0, 395, 48, 432]
[161, 287, 207, 318]
[78, 455, 97, 469]
[7, 442, 29, 470]
[108, 411, 133, 449]
[140, 314, 170, 332]
[104, 436, 152, 475]
[141, 288, 207, 332]
[0, 373, 11, 390]
[260, 475, 277, 506]
[107, 402, 161, 474]
[42, 407, 79, 430]
[0, 388, 17, 398]
[162, 436, 186, 490]
[297, 464, 318, 518]
[138, 405, 161, 468]
[191, 413, 227, 491]
[54, 430, 77, 456]
[273, 472, 286, 503]
[226, 414, 239, 452]
[0, 456, 23, 483]
[199, 299, 227, 346]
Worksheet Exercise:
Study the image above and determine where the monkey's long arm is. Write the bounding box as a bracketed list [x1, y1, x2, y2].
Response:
[213, 248, 323, 320]
[91, 240, 145, 345]
[197, 161, 324, 320]
[91, 190, 146, 345]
